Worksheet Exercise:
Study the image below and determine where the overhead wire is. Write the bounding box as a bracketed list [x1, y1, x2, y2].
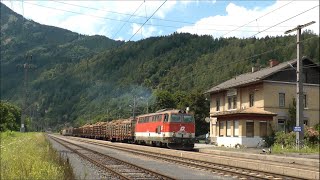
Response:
[142, 0, 148, 39]
[19, 1, 292, 38]
[222, 0, 295, 37]
[129, 0, 167, 41]
[250, 5, 319, 37]
[51, 0, 293, 28]
[276, 64, 320, 72]
[111, 1, 144, 39]
[23, 1, 141, 24]
[14, 0, 319, 58]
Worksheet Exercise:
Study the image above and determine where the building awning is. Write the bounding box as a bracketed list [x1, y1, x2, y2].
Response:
[210, 107, 276, 119]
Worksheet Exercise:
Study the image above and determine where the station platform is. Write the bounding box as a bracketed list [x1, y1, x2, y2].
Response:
[194, 143, 319, 167]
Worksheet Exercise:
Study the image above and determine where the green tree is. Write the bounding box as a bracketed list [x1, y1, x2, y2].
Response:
[188, 92, 210, 136]
[0, 101, 21, 131]
[154, 90, 176, 110]
[287, 98, 296, 132]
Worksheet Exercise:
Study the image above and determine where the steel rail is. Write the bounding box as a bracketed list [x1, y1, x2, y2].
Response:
[49, 135, 175, 180]
[60, 135, 306, 180]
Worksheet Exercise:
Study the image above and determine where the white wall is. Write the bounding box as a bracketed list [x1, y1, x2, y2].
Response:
[216, 136, 263, 148]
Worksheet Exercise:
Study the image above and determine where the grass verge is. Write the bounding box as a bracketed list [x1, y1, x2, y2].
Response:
[0, 131, 74, 180]
[271, 143, 320, 154]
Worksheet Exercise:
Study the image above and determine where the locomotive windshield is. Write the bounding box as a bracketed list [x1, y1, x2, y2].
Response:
[171, 114, 181, 122]
[170, 114, 194, 123]
[183, 115, 194, 123]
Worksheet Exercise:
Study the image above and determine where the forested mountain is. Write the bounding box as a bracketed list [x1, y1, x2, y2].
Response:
[1, 3, 319, 133]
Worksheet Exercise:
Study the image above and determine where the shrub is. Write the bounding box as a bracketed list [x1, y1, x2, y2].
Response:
[304, 126, 319, 145]
[262, 133, 275, 147]
[274, 131, 296, 147]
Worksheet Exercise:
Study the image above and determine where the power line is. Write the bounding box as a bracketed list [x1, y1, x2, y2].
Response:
[277, 64, 320, 72]
[222, 1, 294, 37]
[129, 0, 167, 41]
[20, 1, 292, 37]
[149, 23, 287, 32]
[49, 0, 294, 28]
[24, 1, 141, 24]
[250, 5, 319, 37]
[111, 1, 144, 39]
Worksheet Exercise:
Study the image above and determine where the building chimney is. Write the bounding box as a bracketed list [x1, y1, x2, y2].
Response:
[269, 59, 279, 67]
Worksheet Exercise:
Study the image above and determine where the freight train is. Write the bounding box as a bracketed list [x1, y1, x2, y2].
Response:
[62, 109, 195, 150]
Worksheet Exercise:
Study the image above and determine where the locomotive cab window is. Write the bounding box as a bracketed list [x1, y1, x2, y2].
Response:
[170, 114, 181, 122]
[183, 115, 194, 123]
[156, 115, 162, 122]
[164, 114, 169, 122]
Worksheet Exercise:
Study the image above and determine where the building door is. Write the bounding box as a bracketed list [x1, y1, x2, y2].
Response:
[260, 121, 267, 137]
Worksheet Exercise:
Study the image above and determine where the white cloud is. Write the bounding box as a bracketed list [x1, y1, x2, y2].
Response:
[180, 0, 216, 6]
[131, 23, 157, 40]
[2, 0, 317, 41]
[177, 0, 319, 38]
[115, 36, 124, 41]
[1, 0, 176, 40]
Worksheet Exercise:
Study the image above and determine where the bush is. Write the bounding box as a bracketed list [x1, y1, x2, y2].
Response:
[262, 133, 275, 147]
[314, 123, 320, 132]
[304, 126, 319, 145]
[274, 131, 296, 147]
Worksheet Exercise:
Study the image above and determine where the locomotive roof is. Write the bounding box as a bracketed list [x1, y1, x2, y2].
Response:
[137, 109, 188, 117]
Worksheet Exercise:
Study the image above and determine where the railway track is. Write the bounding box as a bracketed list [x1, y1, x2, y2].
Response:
[49, 135, 175, 180]
[51, 135, 306, 180]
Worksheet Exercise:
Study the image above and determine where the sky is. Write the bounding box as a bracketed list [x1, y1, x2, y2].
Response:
[1, 0, 319, 41]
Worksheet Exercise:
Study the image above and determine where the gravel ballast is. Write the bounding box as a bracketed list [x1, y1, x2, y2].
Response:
[48, 135, 230, 180]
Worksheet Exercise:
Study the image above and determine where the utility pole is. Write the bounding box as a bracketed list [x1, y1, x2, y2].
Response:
[146, 101, 149, 114]
[20, 54, 33, 132]
[133, 96, 136, 120]
[285, 21, 315, 149]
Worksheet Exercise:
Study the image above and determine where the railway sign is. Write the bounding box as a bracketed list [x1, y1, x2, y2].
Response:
[293, 126, 302, 132]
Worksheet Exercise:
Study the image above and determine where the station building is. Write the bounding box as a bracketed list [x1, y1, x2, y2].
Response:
[205, 58, 319, 147]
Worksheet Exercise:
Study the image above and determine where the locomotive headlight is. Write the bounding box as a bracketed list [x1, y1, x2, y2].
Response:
[189, 133, 192, 138]
[173, 131, 176, 137]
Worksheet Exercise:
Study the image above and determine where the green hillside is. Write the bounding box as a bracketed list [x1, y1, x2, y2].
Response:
[1, 3, 319, 134]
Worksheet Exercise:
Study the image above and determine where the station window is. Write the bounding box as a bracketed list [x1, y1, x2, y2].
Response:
[228, 96, 237, 109]
[226, 120, 231, 137]
[233, 120, 239, 137]
[219, 121, 224, 137]
[277, 119, 285, 132]
[304, 94, 307, 108]
[216, 98, 220, 111]
[279, 93, 285, 107]
[246, 120, 254, 137]
[233, 96, 237, 109]
[228, 97, 232, 109]
[249, 93, 254, 107]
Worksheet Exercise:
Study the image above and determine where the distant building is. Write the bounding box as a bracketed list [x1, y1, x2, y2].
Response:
[205, 58, 319, 147]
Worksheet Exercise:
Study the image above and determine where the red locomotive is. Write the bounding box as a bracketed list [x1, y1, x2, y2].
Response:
[135, 109, 195, 150]
[64, 109, 195, 150]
